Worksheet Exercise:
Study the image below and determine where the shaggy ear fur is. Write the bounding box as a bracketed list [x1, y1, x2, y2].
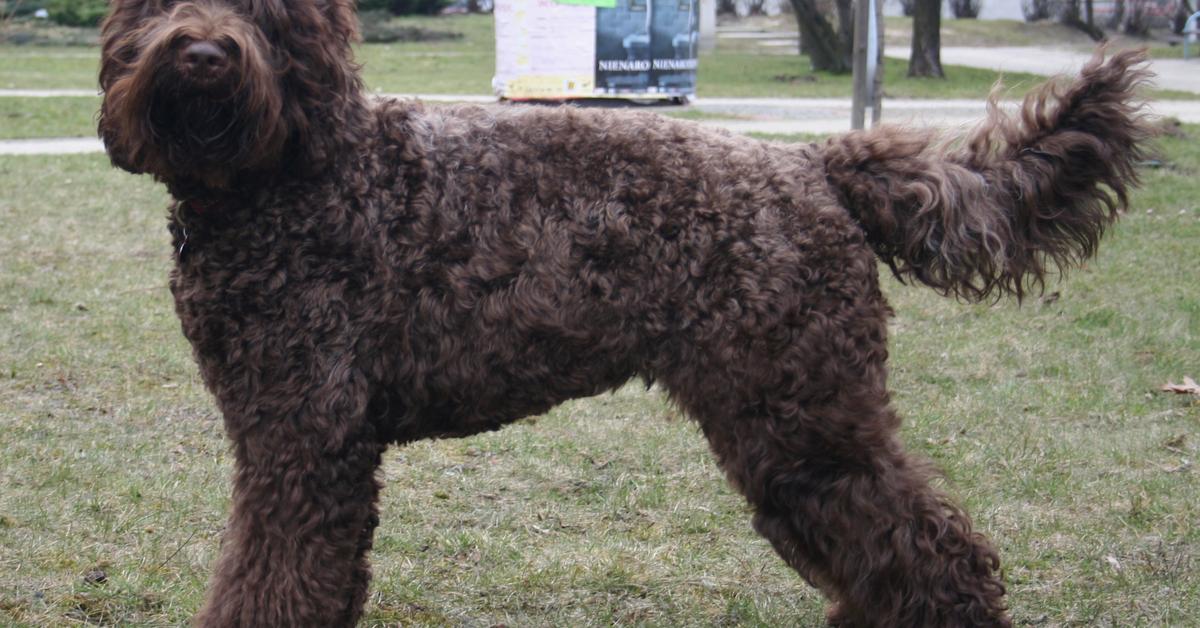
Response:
[324, 0, 363, 44]
[98, 0, 164, 173]
[245, 0, 370, 172]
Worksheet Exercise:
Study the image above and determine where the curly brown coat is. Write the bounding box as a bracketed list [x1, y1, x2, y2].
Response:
[98, 1, 1151, 625]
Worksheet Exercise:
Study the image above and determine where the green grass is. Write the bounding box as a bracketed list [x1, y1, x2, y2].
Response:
[885, 16, 1099, 48]
[660, 108, 749, 121]
[2, 127, 1198, 624]
[738, 14, 1177, 53]
[0, 46, 100, 90]
[723, 15, 1102, 51]
[747, 131, 828, 144]
[0, 96, 98, 139]
[358, 14, 495, 94]
[11, 14, 1184, 102]
[698, 52, 1056, 99]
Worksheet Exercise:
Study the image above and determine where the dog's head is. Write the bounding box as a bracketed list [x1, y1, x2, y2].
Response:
[99, 0, 365, 190]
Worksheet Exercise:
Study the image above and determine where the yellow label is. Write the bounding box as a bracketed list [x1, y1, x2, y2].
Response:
[505, 74, 596, 98]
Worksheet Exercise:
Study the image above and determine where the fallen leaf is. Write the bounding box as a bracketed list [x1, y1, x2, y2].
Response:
[1160, 459, 1192, 474]
[1161, 376, 1200, 396]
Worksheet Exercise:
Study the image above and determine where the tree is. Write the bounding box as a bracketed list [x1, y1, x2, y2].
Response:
[1107, 0, 1125, 28]
[1118, 0, 1152, 35]
[1173, 0, 1196, 35]
[1058, 0, 1106, 40]
[949, 0, 982, 18]
[908, 0, 943, 78]
[790, 0, 853, 73]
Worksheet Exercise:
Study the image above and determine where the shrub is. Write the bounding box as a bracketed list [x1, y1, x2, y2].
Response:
[359, 11, 463, 43]
[1022, 0, 1053, 20]
[949, 0, 982, 18]
[360, 0, 450, 15]
[44, 0, 107, 26]
[2, 1, 42, 19]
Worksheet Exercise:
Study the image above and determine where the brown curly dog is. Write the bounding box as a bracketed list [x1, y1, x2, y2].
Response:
[97, 1, 1150, 625]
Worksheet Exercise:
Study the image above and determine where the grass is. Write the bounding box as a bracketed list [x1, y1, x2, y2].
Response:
[722, 15, 1101, 50]
[890, 16, 1098, 47]
[660, 108, 749, 121]
[357, 14, 495, 94]
[730, 14, 1176, 52]
[1, 123, 1198, 624]
[9, 14, 1180, 100]
[0, 46, 100, 90]
[748, 131, 829, 144]
[698, 52, 1057, 98]
[0, 96, 98, 139]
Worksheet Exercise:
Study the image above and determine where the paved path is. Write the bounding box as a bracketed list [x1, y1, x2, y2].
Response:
[688, 97, 1200, 134]
[0, 137, 104, 155]
[887, 46, 1200, 95]
[3, 93, 1198, 155]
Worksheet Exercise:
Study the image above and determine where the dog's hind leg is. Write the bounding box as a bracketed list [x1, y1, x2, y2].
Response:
[695, 387, 1009, 626]
[668, 309, 1010, 626]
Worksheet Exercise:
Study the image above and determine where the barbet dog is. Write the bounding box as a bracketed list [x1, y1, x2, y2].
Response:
[98, 1, 1150, 625]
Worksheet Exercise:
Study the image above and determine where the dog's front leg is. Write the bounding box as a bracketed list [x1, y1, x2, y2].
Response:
[194, 364, 385, 628]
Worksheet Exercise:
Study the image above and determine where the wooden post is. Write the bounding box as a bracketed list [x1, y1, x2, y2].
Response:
[851, 0, 870, 129]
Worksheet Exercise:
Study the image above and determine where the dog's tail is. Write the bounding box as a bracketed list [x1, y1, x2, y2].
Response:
[821, 49, 1153, 301]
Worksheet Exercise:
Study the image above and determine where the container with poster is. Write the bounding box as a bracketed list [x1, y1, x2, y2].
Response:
[493, 0, 699, 101]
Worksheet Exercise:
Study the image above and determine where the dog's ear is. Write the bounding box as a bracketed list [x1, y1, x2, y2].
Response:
[245, 0, 357, 43]
[99, 0, 161, 90]
[324, 0, 361, 44]
[243, 0, 368, 173]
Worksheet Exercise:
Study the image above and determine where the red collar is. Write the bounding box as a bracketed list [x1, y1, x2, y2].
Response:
[184, 199, 221, 215]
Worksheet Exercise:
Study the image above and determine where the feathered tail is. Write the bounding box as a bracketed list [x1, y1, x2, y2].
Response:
[822, 49, 1153, 301]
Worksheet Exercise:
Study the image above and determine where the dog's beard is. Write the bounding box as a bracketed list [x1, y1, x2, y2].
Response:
[101, 71, 288, 190]
[101, 34, 288, 189]
[150, 83, 247, 170]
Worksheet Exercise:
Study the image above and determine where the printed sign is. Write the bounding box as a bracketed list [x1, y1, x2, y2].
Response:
[494, 0, 698, 100]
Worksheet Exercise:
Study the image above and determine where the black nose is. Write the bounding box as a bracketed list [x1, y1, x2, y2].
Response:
[181, 41, 228, 76]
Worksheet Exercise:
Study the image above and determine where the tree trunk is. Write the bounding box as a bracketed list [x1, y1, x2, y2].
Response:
[1171, 0, 1195, 34]
[791, 0, 852, 73]
[1060, 0, 1107, 39]
[836, 0, 855, 65]
[909, 0, 944, 78]
[1107, 0, 1125, 29]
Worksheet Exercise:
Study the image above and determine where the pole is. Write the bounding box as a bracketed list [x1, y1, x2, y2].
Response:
[699, 0, 717, 53]
[871, 0, 883, 125]
[851, 0, 870, 130]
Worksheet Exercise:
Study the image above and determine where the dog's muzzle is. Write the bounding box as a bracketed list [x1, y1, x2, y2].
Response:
[176, 39, 234, 92]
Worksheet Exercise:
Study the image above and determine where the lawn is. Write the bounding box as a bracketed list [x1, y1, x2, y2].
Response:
[0, 96, 99, 140]
[1, 14, 1156, 97]
[1, 122, 1197, 625]
[0, 46, 100, 91]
